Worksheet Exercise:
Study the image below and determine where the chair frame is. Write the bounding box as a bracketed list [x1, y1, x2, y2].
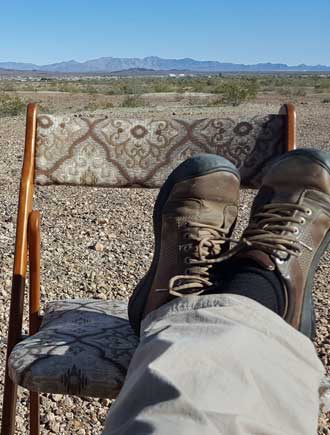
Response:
[1, 102, 296, 435]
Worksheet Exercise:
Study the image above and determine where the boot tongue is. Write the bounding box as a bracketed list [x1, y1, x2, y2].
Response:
[236, 249, 276, 271]
[272, 191, 301, 204]
[252, 186, 301, 214]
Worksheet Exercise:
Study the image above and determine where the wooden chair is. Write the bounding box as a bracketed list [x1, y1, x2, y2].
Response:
[1, 102, 296, 435]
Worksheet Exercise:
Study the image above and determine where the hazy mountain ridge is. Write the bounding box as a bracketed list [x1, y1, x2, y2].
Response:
[1, 56, 330, 73]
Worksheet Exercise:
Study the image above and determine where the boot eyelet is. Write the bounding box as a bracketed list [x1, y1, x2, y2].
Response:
[300, 217, 306, 224]
[184, 258, 191, 265]
[183, 234, 190, 240]
[293, 227, 299, 235]
[305, 209, 312, 216]
[276, 258, 285, 264]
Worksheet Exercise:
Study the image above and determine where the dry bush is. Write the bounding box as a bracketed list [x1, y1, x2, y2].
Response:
[0, 93, 25, 117]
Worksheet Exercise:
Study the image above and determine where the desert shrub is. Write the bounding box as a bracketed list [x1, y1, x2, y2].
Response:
[121, 95, 145, 107]
[322, 98, 330, 103]
[207, 98, 223, 107]
[153, 80, 176, 93]
[118, 80, 146, 95]
[314, 85, 325, 94]
[0, 93, 25, 117]
[315, 79, 330, 92]
[119, 83, 134, 94]
[216, 79, 258, 106]
[222, 83, 242, 106]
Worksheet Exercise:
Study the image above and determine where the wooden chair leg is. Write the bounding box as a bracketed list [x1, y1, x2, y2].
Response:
[1, 373, 18, 435]
[1, 274, 26, 435]
[30, 392, 40, 435]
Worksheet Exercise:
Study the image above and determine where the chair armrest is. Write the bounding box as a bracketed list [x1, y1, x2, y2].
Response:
[279, 103, 296, 151]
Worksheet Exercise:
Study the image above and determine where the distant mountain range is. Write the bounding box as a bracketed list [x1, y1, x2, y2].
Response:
[1, 56, 330, 73]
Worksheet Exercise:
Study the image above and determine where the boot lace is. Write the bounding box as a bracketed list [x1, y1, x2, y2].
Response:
[158, 222, 235, 297]
[220, 203, 313, 262]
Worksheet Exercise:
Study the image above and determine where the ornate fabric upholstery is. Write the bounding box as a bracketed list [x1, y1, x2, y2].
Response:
[8, 299, 138, 398]
[35, 114, 287, 188]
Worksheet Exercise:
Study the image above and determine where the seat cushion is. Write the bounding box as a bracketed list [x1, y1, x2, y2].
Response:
[9, 299, 139, 398]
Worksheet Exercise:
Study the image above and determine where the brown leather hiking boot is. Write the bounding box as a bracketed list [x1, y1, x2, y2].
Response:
[226, 149, 330, 339]
[128, 154, 240, 335]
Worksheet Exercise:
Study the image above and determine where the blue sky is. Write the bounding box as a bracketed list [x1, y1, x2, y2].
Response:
[1, 0, 329, 65]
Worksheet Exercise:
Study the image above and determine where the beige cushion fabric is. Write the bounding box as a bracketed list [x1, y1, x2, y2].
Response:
[35, 114, 286, 188]
[9, 299, 138, 398]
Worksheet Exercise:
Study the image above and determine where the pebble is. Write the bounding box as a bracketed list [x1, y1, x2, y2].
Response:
[93, 242, 105, 252]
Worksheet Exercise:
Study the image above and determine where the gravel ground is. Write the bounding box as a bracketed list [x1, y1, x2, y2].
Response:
[0, 99, 330, 433]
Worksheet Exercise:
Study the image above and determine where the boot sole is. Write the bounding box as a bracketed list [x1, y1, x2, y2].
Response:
[300, 229, 330, 339]
[128, 154, 240, 335]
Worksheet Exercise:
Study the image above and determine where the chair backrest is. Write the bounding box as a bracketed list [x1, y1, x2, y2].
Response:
[35, 104, 296, 189]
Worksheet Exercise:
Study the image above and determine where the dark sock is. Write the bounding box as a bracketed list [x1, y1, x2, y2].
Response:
[210, 259, 285, 316]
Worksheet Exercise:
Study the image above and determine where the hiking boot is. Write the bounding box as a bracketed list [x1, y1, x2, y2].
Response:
[128, 154, 240, 335]
[226, 149, 330, 339]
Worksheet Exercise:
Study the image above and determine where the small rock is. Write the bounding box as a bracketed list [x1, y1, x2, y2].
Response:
[96, 292, 106, 300]
[100, 398, 112, 406]
[97, 218, 108, 225]
[49, 422, 60, 432]
[91, 242, 105, 252]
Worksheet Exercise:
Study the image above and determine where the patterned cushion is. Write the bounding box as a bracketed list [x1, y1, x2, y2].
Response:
[8, 299, 138, 398]
[35, 114, 287, 188]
